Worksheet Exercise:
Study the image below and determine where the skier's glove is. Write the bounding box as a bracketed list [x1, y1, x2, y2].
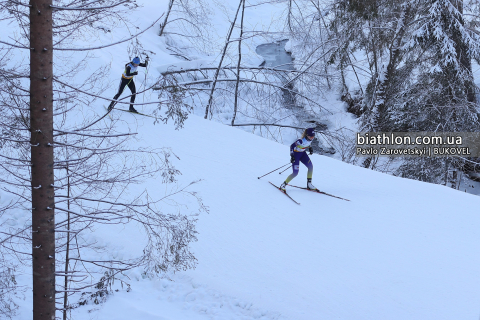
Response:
[290, 155, 295, 163]
[132, 72, 138, 76]
[308, 147, 313, 155]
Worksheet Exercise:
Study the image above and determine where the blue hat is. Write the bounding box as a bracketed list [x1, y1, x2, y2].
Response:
[306, 128, 315, 136]
[132, 57, 140, 64]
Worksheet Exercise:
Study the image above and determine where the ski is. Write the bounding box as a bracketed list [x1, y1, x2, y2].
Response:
[116, 108, 158, 119]
[105, 105, 157, 119]
[269, 181, 300, 205]
[288, 185, 350, 201]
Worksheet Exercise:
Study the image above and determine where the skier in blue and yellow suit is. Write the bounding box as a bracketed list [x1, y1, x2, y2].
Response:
[280, 128, 317, 191]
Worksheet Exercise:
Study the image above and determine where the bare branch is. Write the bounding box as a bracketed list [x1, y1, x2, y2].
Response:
[0, 40, 31, 49]
[53, 14, 163, 51]
[50, 0, 130, 11]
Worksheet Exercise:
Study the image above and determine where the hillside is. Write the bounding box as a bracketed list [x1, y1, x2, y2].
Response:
[55, 113, 480, 320]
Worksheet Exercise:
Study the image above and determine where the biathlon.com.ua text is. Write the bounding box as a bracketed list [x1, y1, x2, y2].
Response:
[355, 132, 480, 157]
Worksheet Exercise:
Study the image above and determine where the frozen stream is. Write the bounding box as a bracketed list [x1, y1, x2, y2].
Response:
[255, 40, 334, 154]
[255, 39, 294, 71]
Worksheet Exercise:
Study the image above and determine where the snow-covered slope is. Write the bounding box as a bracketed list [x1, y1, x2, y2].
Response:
[60, 113, 480, 320]
[5, 0, 480, 318]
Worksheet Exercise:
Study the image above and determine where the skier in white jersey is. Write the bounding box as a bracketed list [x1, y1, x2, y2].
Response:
[280, 128, 317, 191]
[108, 56, 148, 113]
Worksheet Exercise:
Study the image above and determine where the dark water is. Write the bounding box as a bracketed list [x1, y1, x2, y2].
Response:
[255, 39, 294, 71]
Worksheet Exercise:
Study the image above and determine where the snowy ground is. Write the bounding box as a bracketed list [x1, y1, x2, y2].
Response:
[5, 0, 480, 319]
[58, 113, 480, 320]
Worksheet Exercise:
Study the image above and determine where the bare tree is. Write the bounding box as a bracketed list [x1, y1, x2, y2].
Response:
[159, 0, 175, 37]
[0, 0, 203, 319]
[0, 204, 21, 320]
[51, 117, 204, 317]
[231, 0, 245, 125]
[157, 0, 214, 59]
[156, 66, 330, 129]
[204, 0, 244, 119]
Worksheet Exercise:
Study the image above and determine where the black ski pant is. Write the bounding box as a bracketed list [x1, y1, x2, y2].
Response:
[113, 77, 136, 108]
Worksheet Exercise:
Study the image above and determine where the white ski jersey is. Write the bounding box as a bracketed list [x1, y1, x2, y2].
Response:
[122, 63, 139, 79]
[290, 137, 312, 154]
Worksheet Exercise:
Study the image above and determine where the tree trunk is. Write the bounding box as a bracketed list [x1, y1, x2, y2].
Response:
[159, 0, 174, 37]
[204, 0, 243, 119]
[374, 3, 411, 131]
[232, 0, 245, 126]
[287, 0, 293, 33]
[63, 165, 70, 320]
[30, 0, 55, 318]
[453, 0, 476, 103]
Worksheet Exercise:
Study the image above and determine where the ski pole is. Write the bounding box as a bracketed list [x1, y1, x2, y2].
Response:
[279, 166, 290, 174]
[257, 163, 290, 179]
[142, 55, 149, 106]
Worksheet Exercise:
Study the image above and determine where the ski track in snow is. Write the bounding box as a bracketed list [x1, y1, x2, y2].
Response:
[74, 274, 286, 320]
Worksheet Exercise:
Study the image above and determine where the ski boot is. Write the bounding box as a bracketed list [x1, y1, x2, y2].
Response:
[107, 101, 116, 112]
[129, 106, 139, 113]
[307, 178, 317, 191]
[279, 181, 287, 192]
